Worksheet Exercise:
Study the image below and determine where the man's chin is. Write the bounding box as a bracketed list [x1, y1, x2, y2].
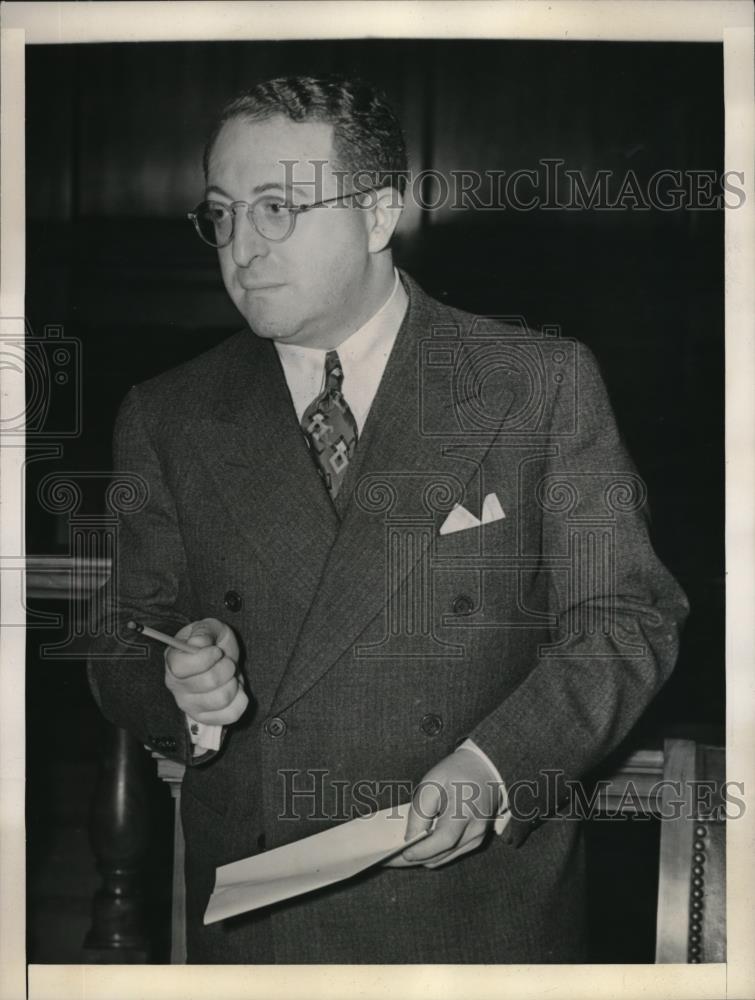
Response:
[236, 302, 300, 342]
[235, 297, 327, 347]
[243, 315, 305, 344]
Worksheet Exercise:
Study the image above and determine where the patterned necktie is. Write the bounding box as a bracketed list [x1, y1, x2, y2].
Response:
[301, 350, 359, 499]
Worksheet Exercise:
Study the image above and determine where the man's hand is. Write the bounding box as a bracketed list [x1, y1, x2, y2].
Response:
[164, 617, 248, 726]
[384, 748, 500, 869]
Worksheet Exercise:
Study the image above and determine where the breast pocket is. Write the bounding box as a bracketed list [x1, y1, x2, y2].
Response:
[432, 517, 545, 634]
[434, 515, 510, 562]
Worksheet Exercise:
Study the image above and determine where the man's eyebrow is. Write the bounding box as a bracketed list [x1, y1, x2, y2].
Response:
[205, 182, 312, 199]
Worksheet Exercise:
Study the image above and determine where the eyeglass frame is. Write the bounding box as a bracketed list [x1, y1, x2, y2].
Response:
[187, 190, 374, 248]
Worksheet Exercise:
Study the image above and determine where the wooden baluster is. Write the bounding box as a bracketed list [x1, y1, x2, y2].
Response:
[83, 723, 150, 962]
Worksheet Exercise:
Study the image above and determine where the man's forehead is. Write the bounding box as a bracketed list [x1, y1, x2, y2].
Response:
[208, 115, 338, 188]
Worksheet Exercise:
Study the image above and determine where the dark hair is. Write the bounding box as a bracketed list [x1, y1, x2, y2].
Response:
[202, 74, 408, 195]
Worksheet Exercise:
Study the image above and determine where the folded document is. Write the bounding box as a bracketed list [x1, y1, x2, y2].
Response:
[204, 801, 427, 924]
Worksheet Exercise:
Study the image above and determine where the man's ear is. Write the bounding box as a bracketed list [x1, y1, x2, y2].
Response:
[363, 186, 404, 253]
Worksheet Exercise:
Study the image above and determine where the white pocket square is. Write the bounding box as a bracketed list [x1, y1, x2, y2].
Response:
[440, 494, 506, 535]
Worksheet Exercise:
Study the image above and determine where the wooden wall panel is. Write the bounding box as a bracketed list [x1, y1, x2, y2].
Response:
[26, 46, 75, 221]
[424, 41, 718, 228]
[27, 40, 433, 233]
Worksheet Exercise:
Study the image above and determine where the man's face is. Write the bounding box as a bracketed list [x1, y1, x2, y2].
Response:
[207, 115, 374, 347]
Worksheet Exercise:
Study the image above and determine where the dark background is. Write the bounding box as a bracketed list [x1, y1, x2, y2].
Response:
[25, 39, 724, 962]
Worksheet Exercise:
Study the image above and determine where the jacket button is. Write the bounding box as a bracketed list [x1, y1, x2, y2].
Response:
[265, 716, 287, 739]
[420, 713, 443, 737]
[452, 594, 473, 615]
[257, 833, 267, 851]
[224, 590, 242, 612]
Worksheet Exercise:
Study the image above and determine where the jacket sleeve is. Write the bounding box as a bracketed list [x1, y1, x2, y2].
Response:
[87, 386, 208, 767]
[468, 343, 690, 846]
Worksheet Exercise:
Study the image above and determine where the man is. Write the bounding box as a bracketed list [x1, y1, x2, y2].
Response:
[89, 75, 689, 963]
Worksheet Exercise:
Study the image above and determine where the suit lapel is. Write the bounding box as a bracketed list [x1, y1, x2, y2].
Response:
[191, 332, 339, 611]
[270, 274, 510, 713]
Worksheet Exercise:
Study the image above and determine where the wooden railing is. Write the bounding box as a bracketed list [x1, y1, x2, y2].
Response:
[25, 554, 111, 599]
[27, 555, 152, 962]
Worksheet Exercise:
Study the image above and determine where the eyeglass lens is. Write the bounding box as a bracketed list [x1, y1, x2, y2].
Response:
[193, 198, 295, 247]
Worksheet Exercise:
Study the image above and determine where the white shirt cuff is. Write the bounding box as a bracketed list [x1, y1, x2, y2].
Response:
[186, 716, 223, 755]
[457, 738, 511, 836]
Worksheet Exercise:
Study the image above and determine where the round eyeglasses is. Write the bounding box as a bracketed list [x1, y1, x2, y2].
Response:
[187, 192, 364, 248]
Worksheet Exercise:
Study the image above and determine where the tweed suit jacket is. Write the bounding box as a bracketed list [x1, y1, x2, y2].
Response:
[88, 271, 689, 963]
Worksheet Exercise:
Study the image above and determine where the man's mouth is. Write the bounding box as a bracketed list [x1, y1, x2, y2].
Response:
[238, 280, 285, 292]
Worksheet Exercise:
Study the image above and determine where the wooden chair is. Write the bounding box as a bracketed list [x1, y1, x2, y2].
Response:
[653, 739, 726, 963]
[589, 737, 726, 962]
[155, 737, 726, 964]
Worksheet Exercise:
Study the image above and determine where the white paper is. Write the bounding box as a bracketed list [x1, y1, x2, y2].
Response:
[204, 801, 428, 924]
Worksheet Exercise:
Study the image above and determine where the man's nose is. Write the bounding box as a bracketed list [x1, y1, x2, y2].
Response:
[230, 206, 269, 267]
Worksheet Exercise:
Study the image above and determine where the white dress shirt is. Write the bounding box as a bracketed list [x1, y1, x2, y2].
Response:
[186, 269, 510, 838]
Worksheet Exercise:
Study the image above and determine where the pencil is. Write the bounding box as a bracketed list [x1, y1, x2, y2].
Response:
[127, 619, 198, 654]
